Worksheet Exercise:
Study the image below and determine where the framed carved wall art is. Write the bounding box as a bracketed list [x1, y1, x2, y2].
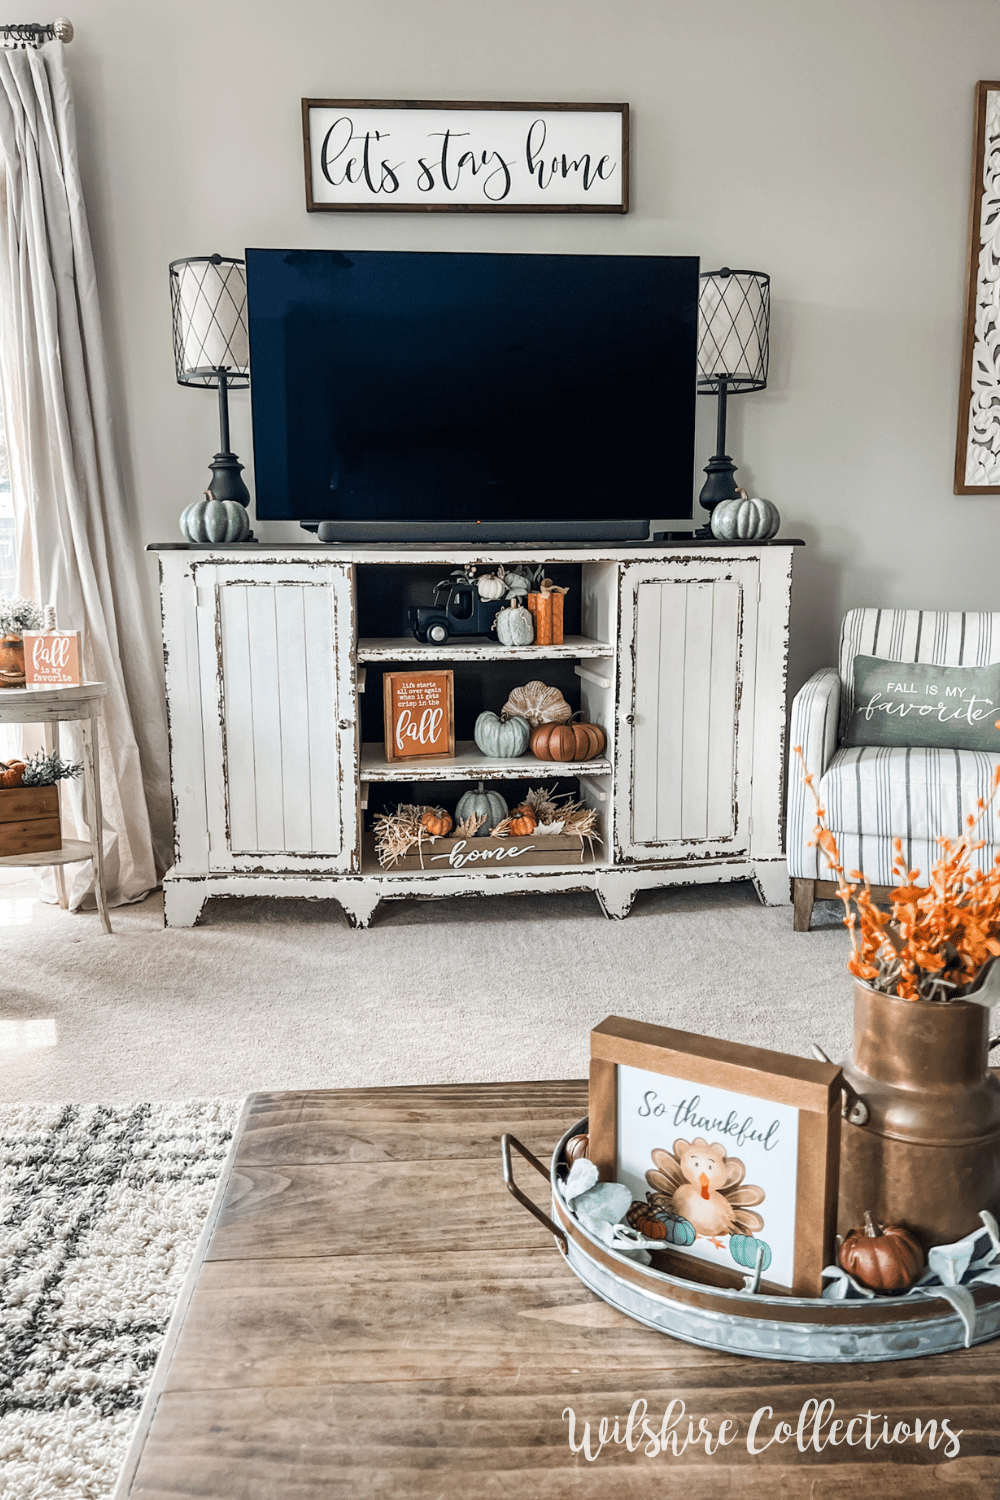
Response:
[955, 81, 1000, 493]
[588, 1016, 842, 1297]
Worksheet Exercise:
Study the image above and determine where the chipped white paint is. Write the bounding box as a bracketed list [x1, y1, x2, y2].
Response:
[154, 544, 796, 927]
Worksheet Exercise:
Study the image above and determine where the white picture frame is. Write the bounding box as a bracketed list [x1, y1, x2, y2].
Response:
[302, 99, 629, 213]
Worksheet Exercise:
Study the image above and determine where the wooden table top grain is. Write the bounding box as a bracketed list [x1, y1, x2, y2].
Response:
[115, 1081, 1000, 1499]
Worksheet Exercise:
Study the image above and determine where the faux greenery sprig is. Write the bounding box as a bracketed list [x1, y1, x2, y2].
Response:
[0, 594, 43, 637]
[20, 750, 83, 787]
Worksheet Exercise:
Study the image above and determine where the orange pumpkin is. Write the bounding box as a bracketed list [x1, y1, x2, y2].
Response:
[839, 1212, 925, 1293]
[626, 1201, 668, 1240]
[0, 760, 26, 788]
[530, 721, 606, 762]
[508, 803, 538, 836]
[420, 808, 453, 838]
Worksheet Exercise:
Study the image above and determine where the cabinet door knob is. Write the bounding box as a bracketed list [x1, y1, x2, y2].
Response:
[338, 719, 353, 731]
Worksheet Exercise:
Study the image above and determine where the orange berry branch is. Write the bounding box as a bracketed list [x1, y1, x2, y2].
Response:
[793, 743, 1000, 1002]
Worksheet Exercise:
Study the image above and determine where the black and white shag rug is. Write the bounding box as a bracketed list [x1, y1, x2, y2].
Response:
[0, 1099, 241, 1500]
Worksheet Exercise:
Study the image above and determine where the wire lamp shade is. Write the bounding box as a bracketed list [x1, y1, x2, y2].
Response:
[169, 254, 249, 389]
[697, 268, 770, 394]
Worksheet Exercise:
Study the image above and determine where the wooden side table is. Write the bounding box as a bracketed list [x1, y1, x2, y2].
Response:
[0, 681, 112, 933]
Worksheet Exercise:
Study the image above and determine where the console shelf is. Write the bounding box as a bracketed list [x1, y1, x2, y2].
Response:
[153, 543, 796, 927]
[356, 634, 613, 662]
[361, 742, 612, 782]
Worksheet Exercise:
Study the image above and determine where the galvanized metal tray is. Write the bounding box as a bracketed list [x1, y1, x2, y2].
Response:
[502, 1117, 1000, 1363]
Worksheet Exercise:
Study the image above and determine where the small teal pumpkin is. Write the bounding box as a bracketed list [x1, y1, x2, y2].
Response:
[495, 600, 535, 646]
[473, 711, 530, 759]
[180, 497, 250, 544]
[729, 1234, 772, 1272]
[654, 1211, 696, 1247]
[455, 780, 508, 834]
[710, 495, 780, 542]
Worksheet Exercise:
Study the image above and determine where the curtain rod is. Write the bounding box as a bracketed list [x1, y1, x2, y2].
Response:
[1, 18, 73, 48]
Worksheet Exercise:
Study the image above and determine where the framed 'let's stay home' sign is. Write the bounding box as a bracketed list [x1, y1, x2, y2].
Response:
[589, 1016, 842, 1297]
[303, 99, 629, 212]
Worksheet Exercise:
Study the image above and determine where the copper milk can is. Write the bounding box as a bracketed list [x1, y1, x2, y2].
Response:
[838, 980, 1000, 1250]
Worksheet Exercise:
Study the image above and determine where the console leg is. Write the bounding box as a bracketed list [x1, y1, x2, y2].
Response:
[163, 881, 207, 928]
[595, 877, 636, 921]
[338, 886, 382, 930]
[751, 860, 792, 908]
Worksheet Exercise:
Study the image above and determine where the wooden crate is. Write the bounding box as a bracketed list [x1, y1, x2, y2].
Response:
[0, 784, 61, 856]
[377, 830, 586, 872]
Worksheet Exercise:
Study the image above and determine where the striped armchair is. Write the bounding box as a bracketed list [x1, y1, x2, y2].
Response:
[787, 609, 1000, 930]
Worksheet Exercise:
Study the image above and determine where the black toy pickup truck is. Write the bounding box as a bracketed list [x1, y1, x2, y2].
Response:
[407, 579, 503, 644]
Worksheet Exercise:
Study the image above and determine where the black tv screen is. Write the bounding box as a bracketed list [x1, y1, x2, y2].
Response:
[245, 247, 698, 540]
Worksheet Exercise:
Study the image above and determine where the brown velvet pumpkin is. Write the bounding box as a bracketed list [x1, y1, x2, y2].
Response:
[564, 1133, 590, 1164]
[530, 721, 606, 762]
[420, 808, 453, 838]
[0, 759, 26, 788]
[508, 803, 538, 836]
[839, 1211, 925, 1293]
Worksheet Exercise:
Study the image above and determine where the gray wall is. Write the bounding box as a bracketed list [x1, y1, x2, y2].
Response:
[64, 0, 998, 690]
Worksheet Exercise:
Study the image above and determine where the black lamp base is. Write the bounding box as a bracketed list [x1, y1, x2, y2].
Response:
[207, 451, 251, 509]
[694, 453, 740, 538]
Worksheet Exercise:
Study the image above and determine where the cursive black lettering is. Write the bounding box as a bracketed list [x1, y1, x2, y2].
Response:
[320, 117, 364, 186]
[428, 129, 470, 191]
[416, 156, 436, 191]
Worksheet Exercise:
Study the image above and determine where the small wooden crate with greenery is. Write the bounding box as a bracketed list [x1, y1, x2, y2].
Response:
[0, 750, 82, 857]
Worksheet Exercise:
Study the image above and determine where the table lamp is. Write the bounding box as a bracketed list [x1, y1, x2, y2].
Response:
[169, 254, 251, 508]
[695, 267, 770, 536]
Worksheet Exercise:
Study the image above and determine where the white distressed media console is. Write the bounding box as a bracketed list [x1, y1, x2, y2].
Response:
[152, 541, 798, 927]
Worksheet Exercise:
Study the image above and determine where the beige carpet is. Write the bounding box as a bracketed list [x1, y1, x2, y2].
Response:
[0, 873, 854, 1103]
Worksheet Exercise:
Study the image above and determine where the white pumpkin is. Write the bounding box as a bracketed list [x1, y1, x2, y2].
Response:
[710, 495, 780, 542]
[476, 572, 506, 601]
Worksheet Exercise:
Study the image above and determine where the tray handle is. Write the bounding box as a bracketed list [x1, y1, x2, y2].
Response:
[501, 1133, 568, 1256]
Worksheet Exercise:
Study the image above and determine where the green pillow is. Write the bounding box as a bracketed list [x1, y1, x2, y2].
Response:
[845, 655, 1000, 751]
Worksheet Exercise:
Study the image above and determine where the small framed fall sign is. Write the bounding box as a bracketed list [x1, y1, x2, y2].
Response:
[382, 670, 455, 763]
[588, 1016, 842, 1297]
[22, 630, 83, 687]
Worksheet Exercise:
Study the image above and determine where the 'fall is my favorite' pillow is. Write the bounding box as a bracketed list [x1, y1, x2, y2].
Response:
[844, 655, 1000, 751]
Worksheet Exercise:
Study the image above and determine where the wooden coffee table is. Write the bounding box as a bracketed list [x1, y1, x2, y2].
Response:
[114, 1082, 1000, 1498]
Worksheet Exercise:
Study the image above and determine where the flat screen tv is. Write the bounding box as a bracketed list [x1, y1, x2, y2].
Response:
[245, 247, 698, 543]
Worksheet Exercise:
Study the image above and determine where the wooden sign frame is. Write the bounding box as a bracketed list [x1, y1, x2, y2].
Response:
[382, 669, 455, 763]
[589, 1016, 842, 1298]
[302, 99, 629, 213]
[955, 81, 1000, 493]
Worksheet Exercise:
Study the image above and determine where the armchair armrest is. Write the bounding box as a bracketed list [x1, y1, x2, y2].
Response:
[789, 668, 840, 783]
[786, 669, 840, 881]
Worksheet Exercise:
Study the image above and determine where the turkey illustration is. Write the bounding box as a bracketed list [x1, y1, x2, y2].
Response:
[645, 1137, 765, 1249]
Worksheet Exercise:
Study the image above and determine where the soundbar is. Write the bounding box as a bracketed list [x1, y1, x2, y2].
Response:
[314, 519, 649, 544]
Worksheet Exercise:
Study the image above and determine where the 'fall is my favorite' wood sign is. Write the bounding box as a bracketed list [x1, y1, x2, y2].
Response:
[383, 670, 455, 763]
[303, 100, 629, 212]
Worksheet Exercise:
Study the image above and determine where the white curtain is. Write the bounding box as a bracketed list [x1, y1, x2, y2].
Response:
[0, 43, 170, 904]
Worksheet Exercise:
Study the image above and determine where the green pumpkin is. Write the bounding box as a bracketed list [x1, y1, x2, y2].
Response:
[729, 1234, 772, 1272]
[180, 497, 251, 544]
[455, 781, 508, 834]
[710, 495, 780, 542]
[654, 1211, 696, 1246]
[473, 711, 530, 759]
[495, 600, 535, 646]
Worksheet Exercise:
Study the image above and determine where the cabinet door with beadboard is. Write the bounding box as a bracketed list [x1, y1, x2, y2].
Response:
[193, 561, 358, 872]
[616, 557, 758, 863]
